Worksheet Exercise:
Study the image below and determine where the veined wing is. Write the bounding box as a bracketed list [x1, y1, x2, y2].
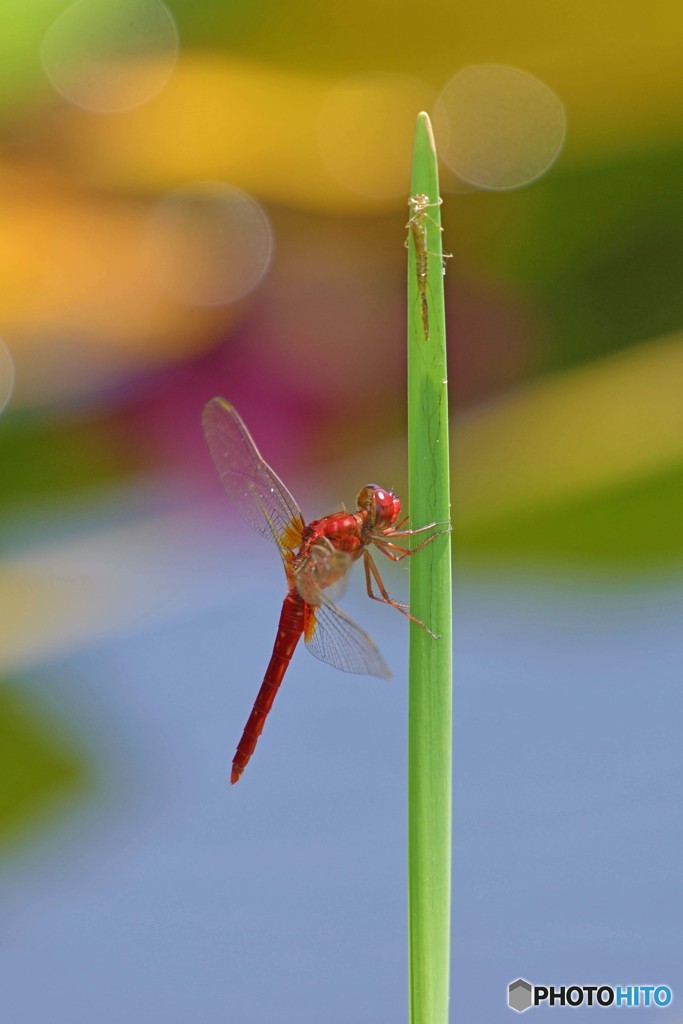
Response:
[202, 398, 305, 556]
[294, 539, 352, 606]
[304, 595, 391, 679]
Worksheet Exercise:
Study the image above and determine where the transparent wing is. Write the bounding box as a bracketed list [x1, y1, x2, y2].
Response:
[304, 595, 392, 679]
[294, 540, 352, 606]
[202, 397, 305, 555]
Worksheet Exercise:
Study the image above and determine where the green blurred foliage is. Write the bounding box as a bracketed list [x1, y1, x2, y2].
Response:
[0, 681, 89, 847]
[455, 146, 683, 372]
[168, 0, 269, 50]
[0, 412, 140, 510]
[0, 0, 65, 115]
[459, 464, 683, 569]
[446, 144, 683, 569]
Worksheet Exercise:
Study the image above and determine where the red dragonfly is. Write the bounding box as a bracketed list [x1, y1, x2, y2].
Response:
[202, 398, 445, 783]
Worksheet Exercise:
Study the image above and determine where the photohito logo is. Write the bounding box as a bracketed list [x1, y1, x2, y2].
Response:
[508, 979, 673, 1012]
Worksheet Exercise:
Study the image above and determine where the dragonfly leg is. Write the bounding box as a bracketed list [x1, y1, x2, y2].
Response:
[373, 540, 413, 560]
[387, 516, 450, 532]
[385, 520, 450, 539]
[364, 551, 410, 609]
[363, 552, 438, 639]
[375, 524, 450, 561]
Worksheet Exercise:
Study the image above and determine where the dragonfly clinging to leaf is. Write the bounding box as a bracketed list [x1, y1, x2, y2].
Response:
[202, 398, 447, 783]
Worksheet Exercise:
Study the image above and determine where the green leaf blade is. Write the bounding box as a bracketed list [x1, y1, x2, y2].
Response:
[407, 112, 453, 1024]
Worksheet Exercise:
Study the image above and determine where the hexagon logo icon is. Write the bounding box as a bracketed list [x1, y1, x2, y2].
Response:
[508, 978, 533, 1012]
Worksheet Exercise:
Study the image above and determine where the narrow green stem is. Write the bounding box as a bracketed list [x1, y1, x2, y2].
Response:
[406, 112, 453, 1024]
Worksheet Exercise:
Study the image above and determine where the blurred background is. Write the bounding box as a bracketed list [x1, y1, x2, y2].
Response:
[2, 1, 682, 1021]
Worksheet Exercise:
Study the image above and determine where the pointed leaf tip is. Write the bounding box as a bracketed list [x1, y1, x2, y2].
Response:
[413, 112, 436, 158]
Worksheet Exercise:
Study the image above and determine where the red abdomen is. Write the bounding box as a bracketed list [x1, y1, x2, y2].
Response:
[231, 590, 305, 783]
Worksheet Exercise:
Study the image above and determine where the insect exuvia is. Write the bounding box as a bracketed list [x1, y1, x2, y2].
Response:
[405, 193, 448, 342]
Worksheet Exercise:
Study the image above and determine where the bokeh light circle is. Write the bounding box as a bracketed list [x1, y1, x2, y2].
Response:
[144, 182, 274, 307]
[0, 338, 16, 415]
[435, 64, 566, 190]
[318, 73, 436, 200]
[42, 0, 178, 114]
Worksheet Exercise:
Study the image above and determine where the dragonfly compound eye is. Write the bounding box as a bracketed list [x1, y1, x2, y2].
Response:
[357, 484, 400, 526]
[374, 487, 400, 526]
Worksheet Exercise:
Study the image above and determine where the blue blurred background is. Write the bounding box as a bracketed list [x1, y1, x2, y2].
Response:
[2, 1, 682, 1021]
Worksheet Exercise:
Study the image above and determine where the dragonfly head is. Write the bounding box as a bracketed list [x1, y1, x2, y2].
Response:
[356, 484, 400, 528]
